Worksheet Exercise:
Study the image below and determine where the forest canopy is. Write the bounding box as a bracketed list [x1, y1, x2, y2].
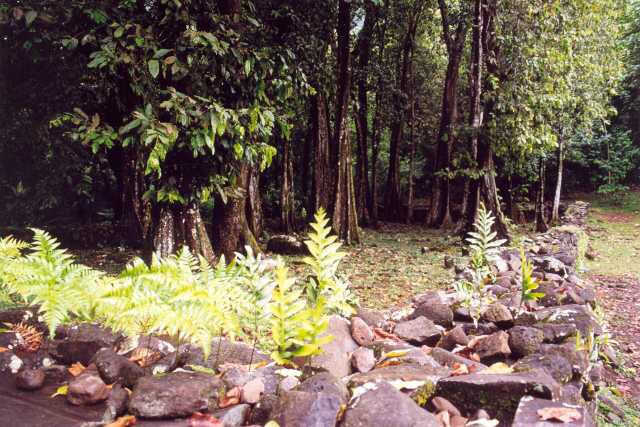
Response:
[1, 0, 638, 258]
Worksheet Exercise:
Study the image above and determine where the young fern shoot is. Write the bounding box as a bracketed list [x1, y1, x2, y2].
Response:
[466, 203, 508, 268]
[519, 248, 545, 308]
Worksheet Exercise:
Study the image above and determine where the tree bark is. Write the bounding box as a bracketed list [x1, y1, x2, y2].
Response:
[311, 93, 331, 214]
[246, 166, 263, 239]
[212, 165, 251, 260]
[332, 0, 360, 243]
[406, 55, 417, 224]
[459, 0, 484, 233]
[428, 0, 468, 228]
[535, 158, 549, 232]
[280, 134, 295, 232]
[551, 138, 564, 224]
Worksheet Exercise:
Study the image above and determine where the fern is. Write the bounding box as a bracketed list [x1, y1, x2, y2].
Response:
[519, 248, 544, 307]
[0, 236, 29, 307]
[303, 208, 355, 316]
[466, 203, 507, 268]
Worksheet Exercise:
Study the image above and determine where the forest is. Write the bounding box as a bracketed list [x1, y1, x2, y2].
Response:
[1, 0, 640, 426]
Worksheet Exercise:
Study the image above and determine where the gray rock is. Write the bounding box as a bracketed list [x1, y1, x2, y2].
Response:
[435, 372, 561, 424]
[430, 396, 461, 417]
[436, 326, 469, 351]
[15, 368, 45, 390]
[349, 364, 449, 388]
[355, 308, 386, 328]
[394, 317, 442, 346]
[104, 383, 129, 421]
[342, 381, 440, 427]
[429, 348, 487, 371]
[473, 331, 511, 362]
[279, 376, 300, 393]
[351, 317, 375, 346]
[521, 305, 601, 336]
[208, 338, 270, 367]
[508, 326, 544, 357]
[54, 324, 120, 365]
[410, 303, 454, 327]
[297, 372, 349, 404]
[513, 351, 574, 384]
[212, 404, 251, 427]
[481, 303, 513, 328]
[308, 316, 359, 378]
[351, 347, 375, 373]
[67, 372, 110, 406]
[512, 397, 595, 426]
[93, 348, 144, 389]
[129, 372, 223, 418]
[271, 390, 341, 427]
[533, 322, 577, 343]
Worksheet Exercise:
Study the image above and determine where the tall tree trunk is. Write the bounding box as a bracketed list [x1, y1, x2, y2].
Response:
[459, 0, 484, 233]
[332, 0, 360, 243]
[406, 56, 416, 224]
[384, 11, 421, 221]
[280, 134, 295, 232]
[311, 93, 331, 214]
[535, 158, 549, 232]
[355, 3, 376, 225]
[551, 138, 564, 223]
[246, 166, 263, 239]
[212, 165, 251, 260]
[429, 0, 468, 228]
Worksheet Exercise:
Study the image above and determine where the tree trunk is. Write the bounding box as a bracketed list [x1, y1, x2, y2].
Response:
[212, 165, 251, 260]
[311, 93, 331, 214]
[459, 0, 484, 233]
[535, 158, 548, 232]
[551, 138, 564, 224]
[280, 134, 295, 233]
[429, 1, 468, 228]
[406, 56, 416, 224]
[332, 0, 360, 243]
[246, 166, 263, 239]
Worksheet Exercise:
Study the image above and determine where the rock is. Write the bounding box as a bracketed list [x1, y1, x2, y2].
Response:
[271, 390, 341, 427]
[212, 404, 251, 427]
[444, 255, 455, 269]
[351, 347, 375, 373]
[481, 303, 513, 328]
[349, 364, 449, 388]
[67, 372, 110, 406]
[387, 347, 445, 367]
[15, 368, 45, 390]
[297, 372, 349, 404]
[266, 235, 308, 255]
[431, 396, 461, 417]
[412, 291, 444, 306]
[54, 324, 120, 365]
[279, 376, 300, 393]
[241, 377, 265, 404]
[436, 325, 469, 351]
[393, 316, 442, 346]
[351, 317, 375, 346]
[513, 352, 574, 384]
[430, 348, 487, 371]
[512, 397, 595, 426]
[459, 321, 499, 336]
[472, 331, 511, 362]
[220, 365, 278, 396]
[104, 384, 129, 421]
[508, 326, 544, 357]
[249, 393, 278, 425]
[521, 305, 601, 336]
[533, 322, 577, 343]
[410, 303, 454, 327]
[129, 372, 223, 418]
[93, 348, 144, 389]
[307, 316, 359, 378]
[435, 372, 561, 424]
[342, 382, 440, 427]
[207, 338, 270, 367]
[355, 308, 386, 328]
[538, 344, 589, 376]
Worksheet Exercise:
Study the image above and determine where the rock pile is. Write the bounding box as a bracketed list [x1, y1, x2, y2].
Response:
[0, 201, 605, 426]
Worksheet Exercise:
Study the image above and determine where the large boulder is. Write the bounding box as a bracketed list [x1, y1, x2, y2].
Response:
[393, 317, 442, 346]
[93, 348, 144, 389]
[67, 371, 110, 406]
[307, 316, 359, 378]
[436, 325, 469, 351]
[179, 339, 269, 369]
[473, 331, 511, 363]
[271, 390, 342, 427]
[516, 305, 601, 336]
[297, 372, 350, 405]
[409, 302, 454, 328]
[129, 372, 224, 418]
[512, 397, 595, 427]
[349, 364, 449, 388]
[342, 381, 440, 427]
[54, 324, 121, 365]
[508, 326, 544, 357]
[435, 372, 561, 424]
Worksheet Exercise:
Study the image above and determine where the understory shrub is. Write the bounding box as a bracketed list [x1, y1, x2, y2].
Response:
[0, 209, 352, 366]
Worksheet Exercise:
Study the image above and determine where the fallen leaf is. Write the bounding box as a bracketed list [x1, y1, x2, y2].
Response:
[451, 362, 469, 376]
[382, 349, 411, 359]
[105, 415, 137, 427]
[537, 406, 582, 423]
[50, 384, 68, 398]
[68, 362, 86, 377]
[480, 362, 513, 374]
[0, 347, 8, 353]
[218, 386, 241, 408]
[373, 328, 402, 341]
[189, 412, 223, 427]
[376, 359, 403, 368]
[467, 335, 488, 349]
[130, 347, 163, 367]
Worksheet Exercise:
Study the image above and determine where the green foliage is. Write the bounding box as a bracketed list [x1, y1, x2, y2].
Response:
[465, 203, 507, 269]
[519, 248, 544, 307]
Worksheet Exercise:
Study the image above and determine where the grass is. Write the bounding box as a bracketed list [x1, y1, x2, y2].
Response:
[598, 387, 640, 426]
[580, 191, 640, 278]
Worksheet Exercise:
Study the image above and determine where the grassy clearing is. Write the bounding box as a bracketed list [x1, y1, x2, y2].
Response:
[582, 191, 640, 278]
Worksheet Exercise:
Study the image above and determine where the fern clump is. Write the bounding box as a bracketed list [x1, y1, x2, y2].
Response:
[519, 248, 544, 308]
[0, 236, 29, 308]
[466, 203, 507, 269]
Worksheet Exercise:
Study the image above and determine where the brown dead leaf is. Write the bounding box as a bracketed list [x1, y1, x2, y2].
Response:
[451, 362, 469, 376]
[129, 347, 163, 367]
[537, 406, 582, 423]
[218, 386, 241, 408]
[376, 359, 403, 368]
[189, 412, 223, 427]
[373, 328, 402, 341]
[105, 415, 137, 427]
[0, 347, 8, 353]
[68, 362, 86, 377]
